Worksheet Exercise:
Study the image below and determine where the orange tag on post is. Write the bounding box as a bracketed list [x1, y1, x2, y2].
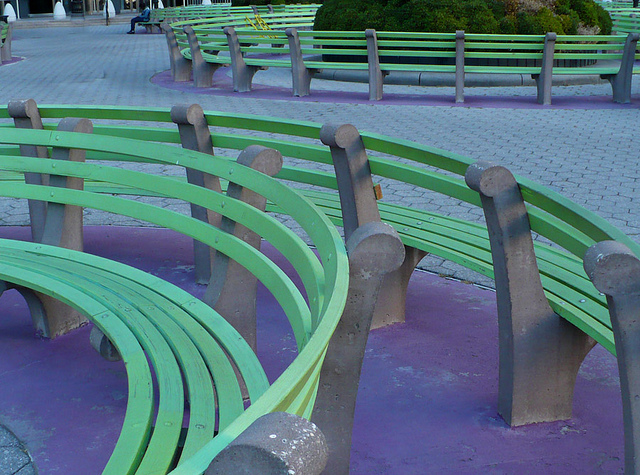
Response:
[373, 184, 383, 200]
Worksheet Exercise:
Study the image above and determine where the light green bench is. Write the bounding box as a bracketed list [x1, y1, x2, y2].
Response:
[172, 19, 640, 104]
[2, 102, 639, 472]
[0, 112, 351, 473]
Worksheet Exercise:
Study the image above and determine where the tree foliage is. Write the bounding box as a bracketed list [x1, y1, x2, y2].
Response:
[314, 0, 612, 35]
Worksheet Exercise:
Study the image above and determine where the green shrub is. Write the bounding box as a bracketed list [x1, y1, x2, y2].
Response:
[313, 0, 612, 35]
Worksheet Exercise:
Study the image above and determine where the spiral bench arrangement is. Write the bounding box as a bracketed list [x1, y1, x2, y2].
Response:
[1, 101, 640, 473]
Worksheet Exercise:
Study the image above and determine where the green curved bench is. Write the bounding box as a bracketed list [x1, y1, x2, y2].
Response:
[0, 123, 349, 473]
[1, 102, 638, 472]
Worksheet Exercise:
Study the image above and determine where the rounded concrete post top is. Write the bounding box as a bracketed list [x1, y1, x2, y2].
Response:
[285, 27, 298, 37]
[545, 32, 557, 41]
[57, 117, 93, 134]
[584, 241, 640, 296]
[8, 99, 39, 120]
[223, 26, 236, 36]
[346, 221, 405, 275]
[365, 29, 376, 38]
[161, 22, 171, 32]
[456, 30, 465, 39]
[465, 160, 517, 197]
[170, 103, 205, 125]
[237, 145, 283, 176]
[183, 25, 194, 34]
[630, 32, 640, 41]
[319, 123, 360, 149]
[206, 412, 328, 475]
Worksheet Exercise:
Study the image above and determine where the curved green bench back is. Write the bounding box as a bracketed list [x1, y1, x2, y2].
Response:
[0, 124, 349, 473]
[1, 104, 635, 356]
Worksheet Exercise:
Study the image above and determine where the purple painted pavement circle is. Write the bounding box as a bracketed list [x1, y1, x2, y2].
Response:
[0, 226, 624, 473]
[151, 68, 640, 111]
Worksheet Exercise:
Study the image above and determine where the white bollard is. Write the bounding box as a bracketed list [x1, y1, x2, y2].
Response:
[102, 0, 115, 16]
[53, 1, 67, 19]
[4, 3, 16, 22]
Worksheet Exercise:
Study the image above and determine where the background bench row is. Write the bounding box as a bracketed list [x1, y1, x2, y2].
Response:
[167, 24, 640, 104]
[1, 102, 639, 473]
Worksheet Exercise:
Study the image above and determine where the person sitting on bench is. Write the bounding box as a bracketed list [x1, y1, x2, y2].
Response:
[127, 2, 150, 34]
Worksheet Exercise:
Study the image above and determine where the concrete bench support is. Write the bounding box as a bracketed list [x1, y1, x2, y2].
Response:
[603, 32, 639, 104]
[286, 27, 321, 97]
[162, 23, 192, 82]
[7, 115, 93, 338]
[533, 32, 556, 105]
[366, 29, 386, 101]
[455, 30, 465, 103]
[184, 26, 224, 88]
[171, 103, 222, 284]
[312, 221, 405, 474]
[1, 23, 12, 63]
[584, 241, 640, 475]
[224, 26, 267, 92]
[465, 161, 596, 426]
[204, 145, 283, 352]
[9, 99, 49, 243]
[207, 412, 328, 475]
[320, 123, 426, 328]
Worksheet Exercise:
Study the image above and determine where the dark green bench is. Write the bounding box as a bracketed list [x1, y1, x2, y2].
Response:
[0, 111, 355, 474]
[1, 101, 638, 472]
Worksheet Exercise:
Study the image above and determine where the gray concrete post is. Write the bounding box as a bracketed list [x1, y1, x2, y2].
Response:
[35, 117, 93, 338]
[203, 145, 283, 352]
[8, 98, 49, 243]
[89, 326, 122, 362]
[224, 26, 267, 92]
[267, 4, 273, 14]
[584, 241, 640, 475]
[319, 124, 381, 240]
[162, 22, 192, 82]
[603, 32, 639, 104]
[465, 161, 596, 426]
[285, 28, 320, 97]
[206, 412, 328, 475]
[250, 4, 258, 15]
[366, 29, 385, 101]
[320, 123, 424, 328]
[455, 30, 465, 103]
[170, 103, 222, 284]
[312, 221, 405, 475]
[534, 32, 556, 105]
[184, 26, 223, 88]
[1, 23, 11, 62]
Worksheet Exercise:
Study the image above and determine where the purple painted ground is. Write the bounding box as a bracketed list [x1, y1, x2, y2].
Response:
[151, 69, 640, 110]
[0, 226, 624, 474]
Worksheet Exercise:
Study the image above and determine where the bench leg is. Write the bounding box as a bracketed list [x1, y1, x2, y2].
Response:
[2, 283, 49, 338]
[313, 222, 405, 474]
[602, 33, 639, 104]
[372, 245, 427, 328]
[224, 26, 266, 92]
[171, 104, 222, 284]
[466, 161, 596, 426]
[163, 23, 192, 82]
[204, 146, 283, 352]
[584, 241, 640, 475]
[9, 99, 49, 243]
[90, 326, 122, 362]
